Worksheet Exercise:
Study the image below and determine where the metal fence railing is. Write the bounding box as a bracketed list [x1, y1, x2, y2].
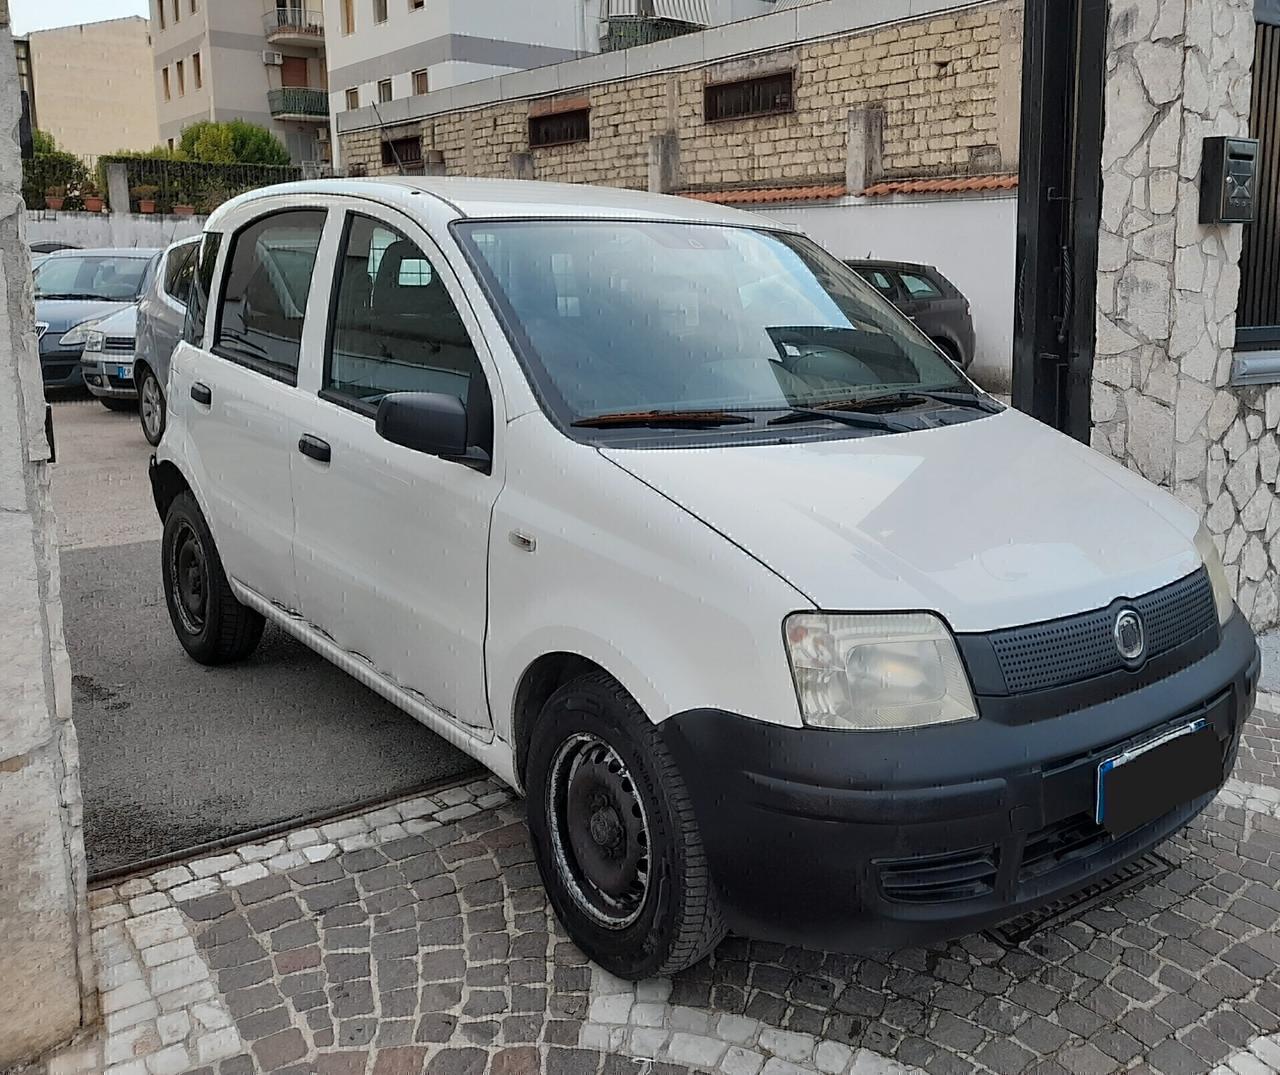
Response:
[22, 154, 303, 215]
[268, 87, 329, 119]
[263, 6, 324, 38]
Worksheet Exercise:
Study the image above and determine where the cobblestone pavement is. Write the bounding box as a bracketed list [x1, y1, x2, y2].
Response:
[47, 702, 1280, 1075]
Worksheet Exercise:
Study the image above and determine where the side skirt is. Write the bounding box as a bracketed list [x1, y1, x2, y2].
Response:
[229, 579, 520, 792]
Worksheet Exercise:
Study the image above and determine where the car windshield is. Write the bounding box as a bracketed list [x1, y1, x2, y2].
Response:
[457, 220, 970, 427]
[34, 254, 151, 302]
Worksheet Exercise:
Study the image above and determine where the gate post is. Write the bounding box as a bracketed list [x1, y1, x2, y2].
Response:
[1090, 0, 1268, 622]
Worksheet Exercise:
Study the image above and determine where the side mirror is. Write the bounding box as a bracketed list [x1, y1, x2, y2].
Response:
[375, 392, 489, 470]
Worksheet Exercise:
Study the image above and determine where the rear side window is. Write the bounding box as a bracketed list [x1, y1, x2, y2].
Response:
[215, 210, 326, 383]
[183, 233, 222, 345]
[324, 214, 492, 452]
[164, 243, 198, 307]
[898, 271, 943, 300]
[860, 269, 897, 300]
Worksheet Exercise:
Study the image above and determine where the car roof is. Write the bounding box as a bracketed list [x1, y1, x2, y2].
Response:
[43, 247, 161, 259]
[210, 177, 782, 229]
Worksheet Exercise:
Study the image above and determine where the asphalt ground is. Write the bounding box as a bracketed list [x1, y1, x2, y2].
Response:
[51, 398, 479, 877]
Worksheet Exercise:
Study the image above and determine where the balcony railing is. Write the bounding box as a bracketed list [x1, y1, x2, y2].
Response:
[263, 7, 324, 40]
[268, 87, 329, 119]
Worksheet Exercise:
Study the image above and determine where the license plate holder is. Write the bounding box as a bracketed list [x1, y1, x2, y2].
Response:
[1095, 719, 1219, 836]
[116, 364, 133, 380]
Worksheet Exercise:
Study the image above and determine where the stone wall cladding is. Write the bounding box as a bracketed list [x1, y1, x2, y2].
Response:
[1090, 0, 1268, 625]
[339, 1, 1021, 191]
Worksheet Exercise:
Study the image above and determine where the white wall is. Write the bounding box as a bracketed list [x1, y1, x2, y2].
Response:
[26, 211, 206, 252]
[756, 193, 1017, 391]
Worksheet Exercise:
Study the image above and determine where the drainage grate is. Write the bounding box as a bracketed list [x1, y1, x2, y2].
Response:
[984, 852, 1174, 946]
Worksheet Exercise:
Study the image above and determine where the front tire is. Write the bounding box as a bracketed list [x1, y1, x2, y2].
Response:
[138, 366, 166, 446]
[525, 672, 725, 979]
[161, 492, 264, 664]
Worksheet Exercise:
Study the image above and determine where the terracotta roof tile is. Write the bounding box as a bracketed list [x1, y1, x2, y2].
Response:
[859, 174, 1019, 197]
[680, 184, 847, 205]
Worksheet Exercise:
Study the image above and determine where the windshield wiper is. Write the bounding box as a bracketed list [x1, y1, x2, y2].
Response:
[767, 407, 912, 432]
[37, 292, 103, 301]
[573, 409, 754, 429]
[841, 389, 1002, 413]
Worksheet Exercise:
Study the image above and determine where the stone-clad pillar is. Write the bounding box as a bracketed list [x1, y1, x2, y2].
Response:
[0, 9, 95, 1067]
[1091, 0, 1271, 623]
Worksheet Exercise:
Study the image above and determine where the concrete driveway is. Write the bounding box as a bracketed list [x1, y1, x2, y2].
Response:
[52, 399, 479, 878]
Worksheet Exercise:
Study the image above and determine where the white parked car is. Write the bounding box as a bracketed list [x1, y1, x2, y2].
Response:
[151, 178, 1258, 979]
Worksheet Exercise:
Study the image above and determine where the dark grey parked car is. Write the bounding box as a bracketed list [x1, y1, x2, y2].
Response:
[846, 259, 976, 370]
[134, 236, 200, 445]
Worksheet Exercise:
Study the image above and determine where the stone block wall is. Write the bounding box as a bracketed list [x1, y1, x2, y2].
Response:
[1091, 0, 1272, 625]
[340, 1, 1022, 192]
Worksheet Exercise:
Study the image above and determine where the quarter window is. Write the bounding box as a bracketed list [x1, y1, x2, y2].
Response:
[325, 214, 492, 452]
[898, 272, 943, 300]
[214, 210, 325, 382]
[184, 233, 222, 345]
[164, 242, 198, 305]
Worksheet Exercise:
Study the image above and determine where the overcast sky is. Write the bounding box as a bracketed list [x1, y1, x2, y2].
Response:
[11, 0, 149, 35]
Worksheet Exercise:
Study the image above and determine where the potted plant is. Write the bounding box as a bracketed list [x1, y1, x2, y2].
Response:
[44, 184, 66, 211]
[132, 185, 159, 214]
[173, 202, 196, 217]
[82, 183, 105, 213]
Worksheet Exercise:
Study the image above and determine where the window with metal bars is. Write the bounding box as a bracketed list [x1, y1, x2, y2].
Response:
[704, 71, 794, 123]
[529, 109, 590, 148]
[381, 137, 423, 172]
[1239, 21, 1279, 348]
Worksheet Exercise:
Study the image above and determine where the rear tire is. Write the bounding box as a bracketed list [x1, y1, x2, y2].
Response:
[161, 492, 264, 664]
[101, 397, 136, 412]
[138, 366, 166, 446]
[525, 672, 726, 979]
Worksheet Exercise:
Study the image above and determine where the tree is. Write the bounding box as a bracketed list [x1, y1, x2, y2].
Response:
[32, 129, 58, 155]
[178, 120, 291, 166]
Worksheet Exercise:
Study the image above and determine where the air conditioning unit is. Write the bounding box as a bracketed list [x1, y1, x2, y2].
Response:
[262, 50, 284, 66]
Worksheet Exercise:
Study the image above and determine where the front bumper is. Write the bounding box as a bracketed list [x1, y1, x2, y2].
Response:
[81, 355, 138, 400]
[661, 613, 1258, 952]
[40, 344, 85, 388]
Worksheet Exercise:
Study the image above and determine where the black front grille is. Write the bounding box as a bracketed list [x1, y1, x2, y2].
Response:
[988, 569, 1216, 694]
[878, 845, 998, 904]
[104, 337, 135, 353]
[1019, 813, 1110, 882]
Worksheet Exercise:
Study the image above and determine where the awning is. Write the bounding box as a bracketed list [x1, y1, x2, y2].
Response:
[606, 0, 710, 23]
[1261, 0, 1280, 26]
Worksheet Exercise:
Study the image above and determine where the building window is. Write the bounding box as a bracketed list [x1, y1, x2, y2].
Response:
[157, 0, 165, 30]
[193, 52, 202, 88]
[171, 0, 179, 23]
[705, 71, 795, 123]
[529, 108, 590, 148]
[341, 0, 355, 34]
[378, 79, 393, 103]
[190, 0, 197, 10]
[176, 59, 185, 96]
[381, 137, 423, 171]
[162, 66, 171, 101]
[374, 0, 388, 22]
[346, 87, 360, 110]
[410, 0, 424, 8]
[413, 69, 429, 96]
[167, 137, 175, 151]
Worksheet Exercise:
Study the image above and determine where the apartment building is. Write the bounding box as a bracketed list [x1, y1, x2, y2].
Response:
[151, 0, 331, 166]
[322, 0, 778, 166]
[22, 17, 159, 156]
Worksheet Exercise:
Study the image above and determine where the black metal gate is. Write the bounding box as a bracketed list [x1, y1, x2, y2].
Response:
[1239, 21, 1280, 350]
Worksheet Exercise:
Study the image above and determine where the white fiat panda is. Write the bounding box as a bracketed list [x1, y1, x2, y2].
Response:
[152, 178, 1258, 979]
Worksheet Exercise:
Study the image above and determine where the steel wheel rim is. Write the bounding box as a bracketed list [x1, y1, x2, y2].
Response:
[547, 732, 652, 929]
[169, 521, 208, 635]
[141, 375, 163, 439]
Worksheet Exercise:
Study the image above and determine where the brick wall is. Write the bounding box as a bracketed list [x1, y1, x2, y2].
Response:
[339, 0, 1022, 192]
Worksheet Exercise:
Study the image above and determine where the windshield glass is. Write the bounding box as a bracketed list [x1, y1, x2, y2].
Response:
[457, 221, 969, 425]
[34, 254, 151, 302]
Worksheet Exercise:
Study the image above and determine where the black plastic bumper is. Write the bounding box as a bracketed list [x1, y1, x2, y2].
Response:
[661, 613, 1258, 953]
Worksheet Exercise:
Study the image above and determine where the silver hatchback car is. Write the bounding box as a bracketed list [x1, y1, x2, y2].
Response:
[133, 237, 201, 445]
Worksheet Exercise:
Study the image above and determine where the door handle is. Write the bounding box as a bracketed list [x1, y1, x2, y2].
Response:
[298, 434, 331, 464]
[190, 382, 212, 405]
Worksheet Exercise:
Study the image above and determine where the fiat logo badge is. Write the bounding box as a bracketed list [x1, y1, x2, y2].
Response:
[1114, 609, 1145, 664]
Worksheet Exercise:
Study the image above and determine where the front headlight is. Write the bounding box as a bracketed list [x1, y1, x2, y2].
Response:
[1194, 525, 1235, 626]
[784, 612, 978, 730]
[59, 319, 101, 348]
[82, 329, 105, 353]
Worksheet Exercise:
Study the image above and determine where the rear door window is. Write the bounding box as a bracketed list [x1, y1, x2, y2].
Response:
[214, 210, 326, 383]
